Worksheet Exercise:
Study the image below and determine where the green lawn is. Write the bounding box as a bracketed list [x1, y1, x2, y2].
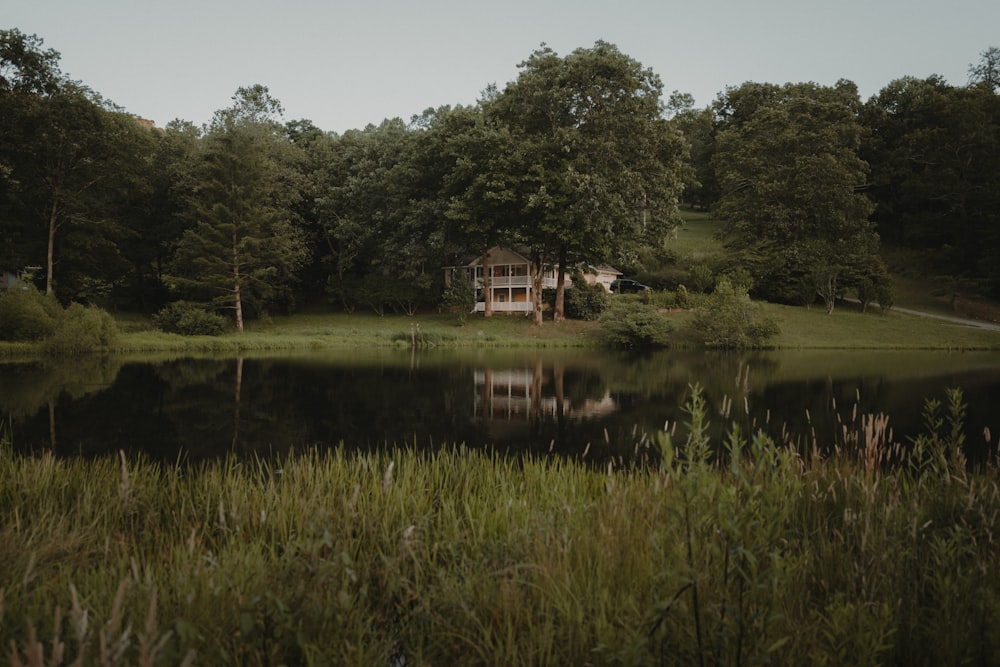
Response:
[671, 209, 726, 262]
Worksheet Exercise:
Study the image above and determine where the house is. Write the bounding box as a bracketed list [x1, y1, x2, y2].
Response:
[443, 246, 622, 314]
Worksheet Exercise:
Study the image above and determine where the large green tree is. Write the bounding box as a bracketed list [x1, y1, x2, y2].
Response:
[2, 30, 156, 301]
[862, 75, 1000, 294]
[441, 102, 524, 317]
[488, 42, 687, 323]
[713, 81, 879, 310]
[115, 119, 201, 310]
[169, 86, 309, 331]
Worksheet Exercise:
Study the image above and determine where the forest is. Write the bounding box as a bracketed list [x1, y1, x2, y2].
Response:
[2, 28, 999, 329]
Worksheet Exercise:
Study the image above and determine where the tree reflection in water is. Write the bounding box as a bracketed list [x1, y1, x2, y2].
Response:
[2, 349, 1000, 464]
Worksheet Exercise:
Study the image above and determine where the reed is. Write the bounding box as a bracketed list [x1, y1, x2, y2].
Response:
[2, 391, 999, 665]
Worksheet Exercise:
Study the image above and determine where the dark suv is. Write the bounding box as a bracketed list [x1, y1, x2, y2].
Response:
[610, 278, 651, 294]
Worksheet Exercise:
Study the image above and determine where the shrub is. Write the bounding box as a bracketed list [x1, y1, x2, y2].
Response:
[876, 279, 895, 314]
[42, 303, 120, 355]
[564, 279, 611, 320]
[0, 287, 61, 341]
[676, 284, 689, 308]
[154, 301, 229, 336]
[687, 263, 715, 293]
[689, 277, 779, 349]
[600, 300, 673, 348]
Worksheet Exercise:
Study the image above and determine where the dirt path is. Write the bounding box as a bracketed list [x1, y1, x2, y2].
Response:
[890, 305, 1000, 332]
[846, 299, 1000, 332]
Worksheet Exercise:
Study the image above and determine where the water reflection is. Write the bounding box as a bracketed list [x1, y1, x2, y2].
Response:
[2, 349, 1000, 463]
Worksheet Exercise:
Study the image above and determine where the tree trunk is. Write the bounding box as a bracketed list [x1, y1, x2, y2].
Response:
[46, 199, 58, 296]
[48, 399, 57, 453]
[233, 231, 244, 332]
[554, 246, 567, 322]
[232, 357, 243, 450]
[482, 246, 493, 318]
[531, 252, 545, 326]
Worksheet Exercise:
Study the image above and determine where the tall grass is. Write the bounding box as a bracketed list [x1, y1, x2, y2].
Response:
[1, 389, 999, 665]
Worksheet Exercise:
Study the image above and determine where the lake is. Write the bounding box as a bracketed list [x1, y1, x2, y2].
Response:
[3, 349, 1000, 464]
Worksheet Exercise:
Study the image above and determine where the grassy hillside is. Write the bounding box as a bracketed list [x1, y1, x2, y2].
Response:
[672, 208, 1000, 324]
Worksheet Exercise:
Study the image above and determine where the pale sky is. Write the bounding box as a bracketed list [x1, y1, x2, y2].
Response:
[7, 0, 998, 134]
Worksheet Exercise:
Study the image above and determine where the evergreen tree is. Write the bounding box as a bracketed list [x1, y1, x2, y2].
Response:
[169, 86, 308, 331]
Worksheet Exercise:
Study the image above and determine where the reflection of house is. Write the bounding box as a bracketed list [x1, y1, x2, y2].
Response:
[443, 247, 622, 313]
[473, 367, 617, 421]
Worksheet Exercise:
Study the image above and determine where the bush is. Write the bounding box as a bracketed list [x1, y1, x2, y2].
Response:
[154, 301, 229, 336]
[42, 303, 120, 355]
[687, 263, 715, 293]
[564, 279, 611, 320]
[0, 287, 62, 341]
[689, 277, 779, 349]
[600, 301, 673, 348]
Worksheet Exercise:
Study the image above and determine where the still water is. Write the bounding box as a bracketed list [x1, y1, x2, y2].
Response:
[3, 349, 1000, 463]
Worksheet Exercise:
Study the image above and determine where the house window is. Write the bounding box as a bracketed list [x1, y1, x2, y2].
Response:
[511, 265, 527, 277]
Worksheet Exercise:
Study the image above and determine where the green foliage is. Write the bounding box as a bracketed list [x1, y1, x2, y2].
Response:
[686, 263, 715, 293]
[714, 81, 879, 305]
[486, 42, 688, 322]
[563, 278, 611, 320]
[690, 277, 780, 348]
[153, 301, 229, 336]
[41, 302, 119, 355]
[876, 279, 895, 314]
[441, 270, 477, 324]
[600, 299, 673, 347]
[168, 86, 309, 332]
[675, 284, 689, 308]
[0, 286, 61, 341]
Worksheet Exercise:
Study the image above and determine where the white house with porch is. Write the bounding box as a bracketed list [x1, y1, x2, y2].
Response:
[444, 247, 622, 314]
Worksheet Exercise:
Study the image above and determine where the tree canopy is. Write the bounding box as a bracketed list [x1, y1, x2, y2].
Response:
[712, 81, 880, 309]
[168, 86, 308, 331]
[2, 27, 999, 326]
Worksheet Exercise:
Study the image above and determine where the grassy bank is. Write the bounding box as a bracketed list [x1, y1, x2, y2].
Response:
[2, 391, 999, 665]
[2, 301, 996, 360]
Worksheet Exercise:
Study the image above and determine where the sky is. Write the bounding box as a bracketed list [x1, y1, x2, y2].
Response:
[7, 0, 999, 134]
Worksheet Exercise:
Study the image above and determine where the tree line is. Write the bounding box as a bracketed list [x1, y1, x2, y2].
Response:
[2, 28, 998, 329]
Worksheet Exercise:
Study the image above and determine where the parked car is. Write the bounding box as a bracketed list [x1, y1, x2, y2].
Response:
[610, 278, 651, 294]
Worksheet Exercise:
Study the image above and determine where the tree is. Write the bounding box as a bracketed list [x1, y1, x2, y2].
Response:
[712, 81, 878, 309]
[2, 30, 166, 305]
[862, 76, 1000, 294]
[3, 82, 155, 300]
[169, 86, 309, 331]
[0, 29, 62, 95]
[116, 120, 201, 311]
[488, 42, 687, 324]
[969, 46, 1000, 92]
[669, 103, 719, 210]
[441, 103, 522, 318]
[307, 117, 430, 314]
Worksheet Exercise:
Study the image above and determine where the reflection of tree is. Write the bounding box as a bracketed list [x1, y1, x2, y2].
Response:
[233, 357, 243, 450]
[0, 357, 123, 418]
